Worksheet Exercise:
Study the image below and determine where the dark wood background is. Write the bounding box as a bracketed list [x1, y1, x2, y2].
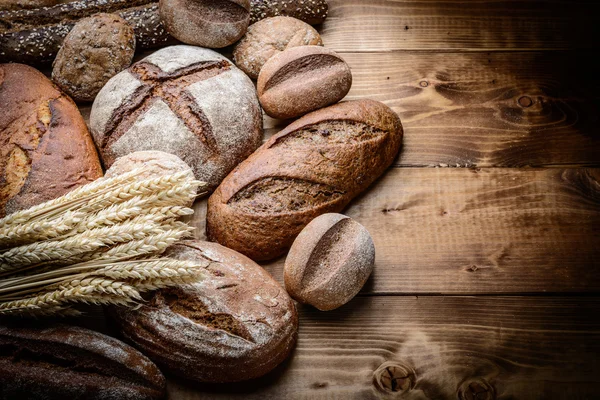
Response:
[77, 1, 600, 398]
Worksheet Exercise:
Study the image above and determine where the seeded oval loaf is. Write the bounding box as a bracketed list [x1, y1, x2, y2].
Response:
[206, 99, 403, 261]
[0, 63, 103, 218]
[108, 240, 298, 383]
[90, 45, 263, 192]
[0, 322, 166, 400]
[250, 0, 328, 25]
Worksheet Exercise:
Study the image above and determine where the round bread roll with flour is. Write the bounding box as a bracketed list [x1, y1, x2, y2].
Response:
[90, 45, 263, 192]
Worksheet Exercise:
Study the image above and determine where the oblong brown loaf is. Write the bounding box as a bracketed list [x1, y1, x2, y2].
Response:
[206, 99, 403, 261]
[0, 0, 172, 66]
[108, 240, 298, 383]
[0, 322, 166, 400]
[250, 0, 328, 25]
[0, 63, 103, 218]
[257, 45, 352, 119]
[0, 0, 57, 10]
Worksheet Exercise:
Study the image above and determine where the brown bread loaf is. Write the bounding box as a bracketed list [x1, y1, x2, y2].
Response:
[0, 0, 171, 66]
[233, 16, 323, 80]
[0, 0, 56, 10]
[159, 0, 250, 48]
[250, 0, 328, 25]
[0, 63, 103, 218]
[206, 99, 403, 261]
[0, 322, 166, 400]
[52, 13, 136, 102]
[257, 45, 352, 119]
[109, 240, 298, 382]
[90, 45, 263, 192]
[284, 213, 375, 311]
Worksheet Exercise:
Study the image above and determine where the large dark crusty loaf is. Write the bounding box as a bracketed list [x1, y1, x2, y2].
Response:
[0, 63, 103, 218]
[0, 0, 172, 66]
[0, 322, 166, 400]
[206, 99, 403, 261]
[109, 240, 298, 383]
[250, 0, 328, 25]
[90, 45, 263, 192]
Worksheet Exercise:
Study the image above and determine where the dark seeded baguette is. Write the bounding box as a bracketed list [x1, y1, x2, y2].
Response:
[0, 0, 173, 66]
[250, 0, 328, 25]
[206, 99, 403, 261]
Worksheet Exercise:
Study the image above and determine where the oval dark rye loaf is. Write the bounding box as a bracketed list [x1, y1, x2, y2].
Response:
[0, 322, 166, 400]
[206, 99, 403, 261]
[0, 0, 171, 66]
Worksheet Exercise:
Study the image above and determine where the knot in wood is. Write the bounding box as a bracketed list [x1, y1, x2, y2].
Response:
[419, 80, 429, 87]
[457, 378, 496, 400]
[518, 95, 533, 107]
[372, 361, 415, 394]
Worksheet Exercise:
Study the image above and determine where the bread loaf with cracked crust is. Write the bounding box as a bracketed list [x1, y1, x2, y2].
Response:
[108, 240, 298, 382]
[0, 322, 166, 400]
[0, 63, 103, 218]
[206, 99, 403, 261]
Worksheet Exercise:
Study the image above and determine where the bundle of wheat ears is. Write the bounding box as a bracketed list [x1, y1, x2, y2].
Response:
[0, 169, 207, 317]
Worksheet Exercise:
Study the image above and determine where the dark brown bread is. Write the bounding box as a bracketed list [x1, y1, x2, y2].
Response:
[0, 0, 172, 66]
[0, 322, 166, 400]
[0, 63, 103, 218]
[233, 16, 322, 80]
[52, 13, 136, 102]
[109, 240, 298, 382]
[206, 99, 403, 261]
[0, 0, 56, 10]
[284, 213, 375, 311]
[159, 0, 250, 48]
[257, 45, 352, 119]
[250, 0, 328, 25]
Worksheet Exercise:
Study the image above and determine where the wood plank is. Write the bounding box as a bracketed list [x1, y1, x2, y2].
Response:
[168, 296, 600, 399]
[321, 0, 600, 51]
[188, 168, 600, 295]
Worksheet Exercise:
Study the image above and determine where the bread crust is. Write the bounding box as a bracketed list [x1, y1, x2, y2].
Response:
[206, 99, 403, 261]
[0, 63, 103, 218]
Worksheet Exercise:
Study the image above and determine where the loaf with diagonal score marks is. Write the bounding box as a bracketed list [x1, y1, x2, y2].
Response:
[90, 45, 263, 192]
[108, 240, 298, 383]
[206, 99, 403, 261]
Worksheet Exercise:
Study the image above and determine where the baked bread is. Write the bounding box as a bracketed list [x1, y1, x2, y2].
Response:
[0, 0, 171, 66]
[250, 0, 328, 25]
[90, 45, 263, 192]
[52, 13, 136, 102]
[0, 322, 166, 400]
[206, 99, 403, 261]
[284, 213, 375, 311]
[108, 240, 298, 382]
[0, 0, 56, 10]
[0, 63, 103, 218]
[233, 16, 323, 80]
[257, 45, 352, 119]
[159, 0, 250, 48]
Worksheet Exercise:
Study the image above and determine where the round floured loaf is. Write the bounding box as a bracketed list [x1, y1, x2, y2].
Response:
[89, 45, 263, 192]
[108, 240, 298, 383]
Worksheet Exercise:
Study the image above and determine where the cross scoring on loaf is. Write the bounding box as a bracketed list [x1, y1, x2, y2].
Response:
[101, 60, 232, 156]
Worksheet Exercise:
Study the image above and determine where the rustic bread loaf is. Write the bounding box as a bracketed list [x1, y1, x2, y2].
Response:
[52, 13, 136, 102]
[250, 0, 328, 25]
[206, 99, 403, 261]
[0, 63, 103, 218]
[257, 45, 352, 119]
[284, 213, 375, 311]
[0, 0, 171, 66]
[0, 322, 166, 400]
[0, 0, 56, 10]
[159, 0, 250, 48]
[233, 16, 323, 80]
[90, 45, 263, 192]
[109, 240, 298, 382]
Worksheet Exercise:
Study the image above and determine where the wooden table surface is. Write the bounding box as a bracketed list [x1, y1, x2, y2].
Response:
[78, 1, 600, 398]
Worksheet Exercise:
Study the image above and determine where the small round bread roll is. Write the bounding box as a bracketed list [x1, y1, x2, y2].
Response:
[233, 16, 322, 80]
[284, 213, 375, 311]
[105, 151, 195, 205]
[159, 0, 250, 48]
[52, 13, 135, 102]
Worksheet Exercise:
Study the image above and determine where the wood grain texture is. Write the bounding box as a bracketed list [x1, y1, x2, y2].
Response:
[320, 0, 600, 51]
[189, 168, 600, 294]
[168, 296, 600, 399]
